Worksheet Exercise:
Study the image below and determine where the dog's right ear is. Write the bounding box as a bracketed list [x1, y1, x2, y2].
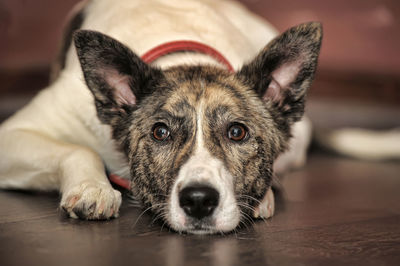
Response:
[74, 30, 164, 123]
[237, 22, 322, 127]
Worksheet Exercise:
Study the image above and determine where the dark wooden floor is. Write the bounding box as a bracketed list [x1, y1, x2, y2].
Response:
[1, 152, 399, 266]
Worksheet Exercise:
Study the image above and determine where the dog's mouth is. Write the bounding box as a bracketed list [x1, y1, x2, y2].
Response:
[183, 220, 217, 235]
[168, 218, 237, 235]
[186, 227, 219, 235]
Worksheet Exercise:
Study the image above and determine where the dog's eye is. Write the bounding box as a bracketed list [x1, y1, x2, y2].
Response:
[227, 123, 248, 142]
[152, 123, 171, 142]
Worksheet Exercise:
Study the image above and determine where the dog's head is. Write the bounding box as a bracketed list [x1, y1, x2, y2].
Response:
[74, 22, 322, 234]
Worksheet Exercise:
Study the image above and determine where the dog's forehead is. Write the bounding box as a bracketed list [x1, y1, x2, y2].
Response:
[162, 66, 249, 117]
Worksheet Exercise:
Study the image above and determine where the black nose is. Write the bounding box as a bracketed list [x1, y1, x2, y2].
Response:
[179, 185, 219, 220]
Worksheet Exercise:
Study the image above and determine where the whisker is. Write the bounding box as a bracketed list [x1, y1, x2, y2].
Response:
[160, 218, 169, 233]
[240, 210, 254, 226]
[150, 213, 163, 225]
[236, 204, 256, 232]
[237, 194, 262, 206]
[131, 206, 153, 229]
[131, 203, 165, 229]
[233, 228, 239, 239]
[238, 201, 268, 223]
[150, 205, 168, 226]
[237, 202, 256, 213]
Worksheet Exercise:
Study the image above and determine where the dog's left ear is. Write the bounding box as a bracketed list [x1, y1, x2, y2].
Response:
[237, 22, 322, 126]
[74, 30, 164, 124]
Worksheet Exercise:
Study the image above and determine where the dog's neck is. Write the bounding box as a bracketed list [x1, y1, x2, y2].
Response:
[140, 40, 234, 72]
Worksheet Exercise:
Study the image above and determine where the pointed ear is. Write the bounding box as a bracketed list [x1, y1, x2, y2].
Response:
[237, 22, 322, 125]
[74, 30, 164, 124]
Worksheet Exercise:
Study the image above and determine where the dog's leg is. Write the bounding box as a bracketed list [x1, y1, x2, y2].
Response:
[253, 117, 311, 219]
[0, 129, 121, 219]
[252, 188, 275, 219]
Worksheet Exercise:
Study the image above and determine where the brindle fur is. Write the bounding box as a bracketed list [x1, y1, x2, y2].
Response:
[74, 22, 322, 225]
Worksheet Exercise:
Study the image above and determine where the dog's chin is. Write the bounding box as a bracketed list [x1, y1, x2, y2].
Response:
[170, 223, 232, 235]
[186, 228, 221, 235]
[166, 216, 239, 235]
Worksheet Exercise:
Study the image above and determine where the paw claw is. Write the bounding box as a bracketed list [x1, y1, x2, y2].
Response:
[60, 182, 122, 220]
[253, 188, 275, 219]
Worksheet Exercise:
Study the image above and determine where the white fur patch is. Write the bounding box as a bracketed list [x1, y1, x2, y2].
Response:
[168, 100, 240, 233]
[168, 149, 240, 233]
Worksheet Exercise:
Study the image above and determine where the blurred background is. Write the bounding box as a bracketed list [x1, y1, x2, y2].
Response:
[0, 0, 399, 128]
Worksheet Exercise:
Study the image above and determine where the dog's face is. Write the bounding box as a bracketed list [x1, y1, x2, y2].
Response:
[74, 22, 322, 234]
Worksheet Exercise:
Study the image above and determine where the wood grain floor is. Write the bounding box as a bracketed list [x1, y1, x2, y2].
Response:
[1, 152, 399, 266]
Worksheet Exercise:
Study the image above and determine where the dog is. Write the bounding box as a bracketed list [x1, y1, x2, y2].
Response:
[0, 0, 322, 234]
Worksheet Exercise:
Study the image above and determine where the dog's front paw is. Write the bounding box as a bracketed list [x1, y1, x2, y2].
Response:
[253, 188, 275, 219]
[60, 182, 122, 220]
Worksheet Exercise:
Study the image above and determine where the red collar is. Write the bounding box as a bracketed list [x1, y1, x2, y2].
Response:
[141, 40, 234, 72]
[109, 41, 234, 190]
[109, 173, 130, 189]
